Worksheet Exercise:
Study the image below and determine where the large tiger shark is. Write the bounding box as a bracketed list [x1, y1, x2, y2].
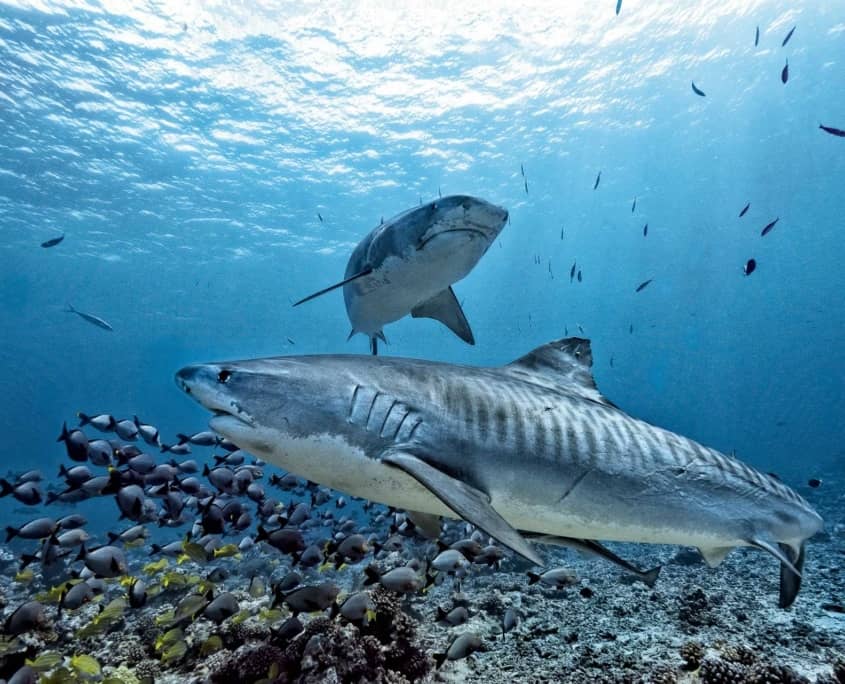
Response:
[293, 195, 508, 355]
[175, 337, 822, 607]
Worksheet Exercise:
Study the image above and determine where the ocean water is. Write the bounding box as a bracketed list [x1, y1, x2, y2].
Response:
[0, 1, 843, 682]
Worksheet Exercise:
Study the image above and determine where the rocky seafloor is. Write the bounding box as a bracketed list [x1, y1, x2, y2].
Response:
[1, 482, 842, 684]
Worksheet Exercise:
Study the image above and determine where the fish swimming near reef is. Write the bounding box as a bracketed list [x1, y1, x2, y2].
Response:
[65, 304, 113, 332]
[177, 336, 823, 607]
[293, 195, 508, 355]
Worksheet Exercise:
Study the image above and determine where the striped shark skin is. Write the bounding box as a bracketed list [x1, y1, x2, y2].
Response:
[176, 337, 823, 606]
[294, 195, 508, 355]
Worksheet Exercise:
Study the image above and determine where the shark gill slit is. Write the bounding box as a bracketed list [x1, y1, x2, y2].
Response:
[392, 410, 410, 442]
[364, 391, 381, 431]
[347, 384, 361, 422]
[407, 418, 423, 441]
[378, 399, 398, 437]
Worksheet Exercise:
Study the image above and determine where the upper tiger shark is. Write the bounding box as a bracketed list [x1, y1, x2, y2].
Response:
[176, 337, 823, 607]
[293, 195, 508, 355]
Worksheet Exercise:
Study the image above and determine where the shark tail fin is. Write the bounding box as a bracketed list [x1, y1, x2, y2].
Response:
[293, 268, 373, 307]
[411, 287, 475, 345]
[778, 542, 805, 609]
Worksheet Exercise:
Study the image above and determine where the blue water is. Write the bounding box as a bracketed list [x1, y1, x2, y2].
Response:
[1, 1, 843, 496]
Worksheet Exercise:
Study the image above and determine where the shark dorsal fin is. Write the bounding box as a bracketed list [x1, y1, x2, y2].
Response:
[503, 337, 615, 407]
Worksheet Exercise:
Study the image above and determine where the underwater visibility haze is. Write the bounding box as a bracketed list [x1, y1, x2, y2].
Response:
[0, 1, 844, 682]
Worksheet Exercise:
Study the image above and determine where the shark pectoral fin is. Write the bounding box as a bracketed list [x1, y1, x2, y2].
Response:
[293, 267, 374, 307]
[381, 449, 543, 566]
[778, 542, 805, 609]
[406, 510, 442, 539]
[697, 546, 734, 568]
[410, 287, 475, 345]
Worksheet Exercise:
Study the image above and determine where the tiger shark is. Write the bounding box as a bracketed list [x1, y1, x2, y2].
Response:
[293, 195, 508, 355]
[176, 337, 823, 606]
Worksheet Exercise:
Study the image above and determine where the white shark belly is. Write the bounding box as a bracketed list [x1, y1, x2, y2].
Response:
[347, 239, 487, 333]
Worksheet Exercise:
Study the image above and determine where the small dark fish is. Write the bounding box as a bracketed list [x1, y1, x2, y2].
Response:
[781, 25, 795, 47]
[761, 217, 779, 237]
[65, 304, 113, 331]
[287, 337, 295, 345]
[743, 258, 756, 276]
[821, 603, 844, 614]
[819, 124, 845, 137]
[520, 163, 524, 177]
[739, 202, 750, 217]
[593, 171, 601, 190]
[629, 324, 633, 334]
[635, 279, 653, 292]
[560, 227, 564, 240]
[631, 197, 636, 213]
[643, 223, 648, 237]
[41, 234, 64, 248]
[577, 269, 582, 283]
[691, 81, 706, 97]
[807, 478, 822, 488]
[438, 186, 442, 198]
[317, 213, 323, 223]
[755, 26, 759, 47]
[524, 179, 528, 195]
[569, 261, 576, 282]
[781, 59, 788, 84]
[610, 356, 614, 368]
[616, 0, 622, 16]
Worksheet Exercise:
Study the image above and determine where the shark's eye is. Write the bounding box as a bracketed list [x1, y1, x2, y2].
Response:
[217, 369, 232, 384]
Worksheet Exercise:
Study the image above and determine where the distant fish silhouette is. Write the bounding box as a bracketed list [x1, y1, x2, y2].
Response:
[739, 202, 750, 217]
[65, 304, 113, 331]
[41, 234, 64, 248]
[781, 26, 796, 47]
[761, 218, 779, 237]
[577, 270, 582, 283]
[570, 261, 576, 283]
[616, 0, 622, 15]
[317, 213, 323, 223]
[643, 223, 648, 237]
[635, 279, 653, 293]
[631, 197, 636, 213]
[819, 123, 845, 137]
[744, 258, 756, 276]
[520, 163, 524, 177]
[755, 26, 760, 47]
[593, 171, 601, 190]
[524, 179, 528, 195]
[691, 82, 706, 97]
[781, 60, 789, 84]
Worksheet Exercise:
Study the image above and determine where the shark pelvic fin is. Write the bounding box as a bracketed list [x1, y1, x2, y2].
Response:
[381, 448, 544, 567]
[523, 532, 661, 587]
[293, 267, 374, 307]
[503, 337, 617, 407]
[697, 545, 734, 567]
[411, 287, 475, 345]
[405, 510, 442, 539]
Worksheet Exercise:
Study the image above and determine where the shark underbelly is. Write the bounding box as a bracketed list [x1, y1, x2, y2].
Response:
[346, 236, 486, 334]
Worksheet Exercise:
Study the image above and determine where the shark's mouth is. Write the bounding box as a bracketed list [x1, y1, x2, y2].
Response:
[416, 227, 489, 250]
[209, 405, 255, 431]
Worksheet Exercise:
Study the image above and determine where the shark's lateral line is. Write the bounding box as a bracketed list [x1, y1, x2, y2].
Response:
[293, 195, 508, 355]
[176, 337, 823, 606]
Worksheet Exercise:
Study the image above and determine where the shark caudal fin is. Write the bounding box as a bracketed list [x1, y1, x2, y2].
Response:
[778, 542, 805, 609]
